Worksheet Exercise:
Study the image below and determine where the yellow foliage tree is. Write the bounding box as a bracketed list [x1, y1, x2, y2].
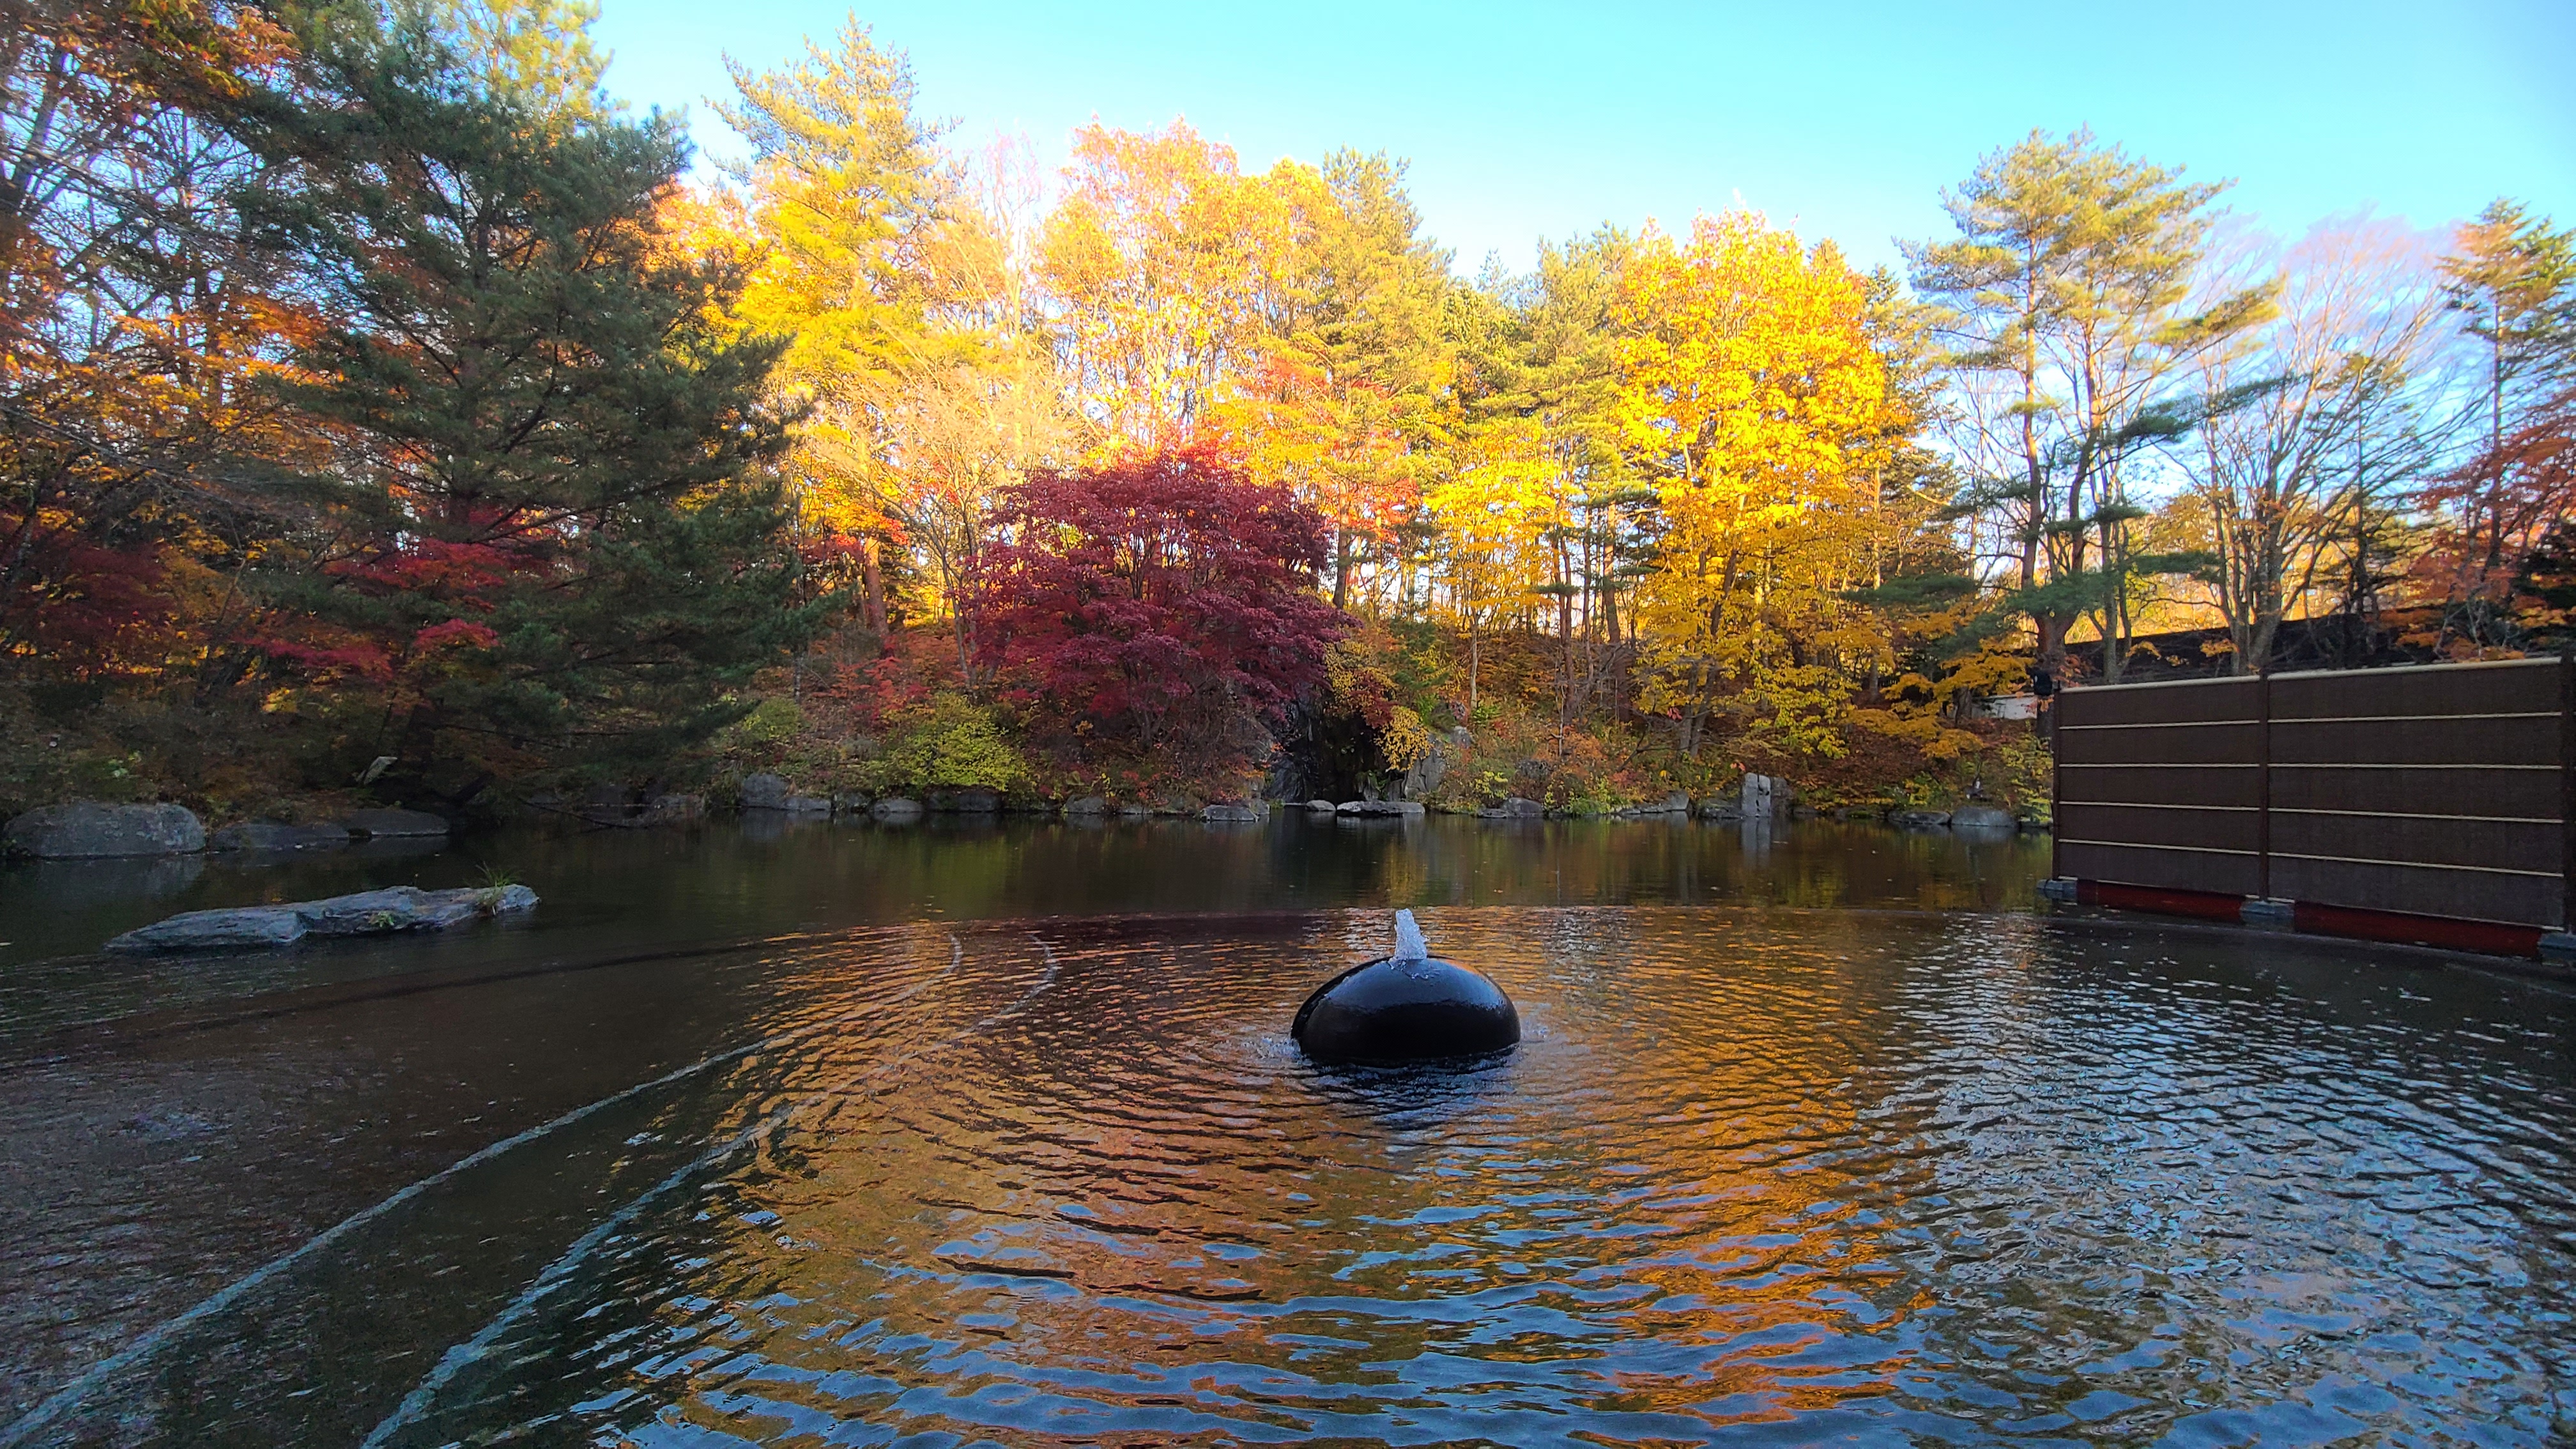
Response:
[1038, 122, 1301, 452]
[1616, 213, 1906, 758]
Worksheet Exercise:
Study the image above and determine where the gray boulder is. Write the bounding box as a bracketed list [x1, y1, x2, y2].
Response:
[1061, 795, 1111, 817]
[1740, 773, 1796, 819]
[210, 822, 353, 852]
[1118, 803, 1154, 818]
[1650, 791, 1690, 814]
[4, 801, 205, 859]
[105, 906, 307, 953]
[1951, 804, 2016, 831]
[737, 773, 791, 810]
[783, 793, 832, 815]
[646, 792, 705, 823]
[871, 797, 924, 822]
[1697, 799, 1745, 821]
[832, 792, 874, 816]
[1499, 796, 1545, 818]
[1890, 808, 1952, 829]
[1202, 802, 1263, 822]
[339, 808, 449, 838]
[927, 786, 1000, 813]
[1302, 798, 1338, 812]
[1399, 735, 1454, 801]
[1335, 799, 1425, 818]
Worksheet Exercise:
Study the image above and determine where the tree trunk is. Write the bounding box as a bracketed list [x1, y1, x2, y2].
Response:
[860, 539, 886, 634]
[1468, 617, 1480, 713]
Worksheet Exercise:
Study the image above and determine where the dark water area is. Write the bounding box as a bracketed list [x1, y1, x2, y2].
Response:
[3, 816, 2573, 1446]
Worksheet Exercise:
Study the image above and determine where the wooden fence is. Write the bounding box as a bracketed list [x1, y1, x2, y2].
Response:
[2050, 656, 2573, 955]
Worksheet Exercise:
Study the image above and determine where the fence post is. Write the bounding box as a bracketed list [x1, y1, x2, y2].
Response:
[2256, 666, 2273, 903]
[2562, 650, 2573, 933]
[2048, 692, 2063, 882]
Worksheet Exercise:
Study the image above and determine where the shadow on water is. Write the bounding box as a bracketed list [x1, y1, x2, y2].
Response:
[1298, 1052, 1522, 1128]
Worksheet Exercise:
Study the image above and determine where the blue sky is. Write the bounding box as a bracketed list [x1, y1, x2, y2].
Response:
[594, 1, 2573, 275]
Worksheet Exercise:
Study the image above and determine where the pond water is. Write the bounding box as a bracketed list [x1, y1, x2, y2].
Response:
[3, 815, 2573, 1446]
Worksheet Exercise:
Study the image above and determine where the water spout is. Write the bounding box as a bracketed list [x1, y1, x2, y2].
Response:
[1392, 908, 1429, 962]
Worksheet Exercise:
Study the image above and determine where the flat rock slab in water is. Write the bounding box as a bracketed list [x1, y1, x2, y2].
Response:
[337, 808, 451, 838]
[209, 822, 355, 852]
[105, 884, 537, 954]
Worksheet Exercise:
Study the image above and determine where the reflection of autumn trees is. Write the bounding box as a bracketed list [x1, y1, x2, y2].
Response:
[493, 911, 1958, 1439]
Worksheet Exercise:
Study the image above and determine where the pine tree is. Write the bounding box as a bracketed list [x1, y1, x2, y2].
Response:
[234, 9, 811, 790]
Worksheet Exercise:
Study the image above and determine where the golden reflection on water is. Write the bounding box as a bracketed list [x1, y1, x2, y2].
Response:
[382, 908, 2576, 1448]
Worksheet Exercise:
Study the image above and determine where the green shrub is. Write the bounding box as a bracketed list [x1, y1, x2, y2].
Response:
[865, 694, 1025, 793]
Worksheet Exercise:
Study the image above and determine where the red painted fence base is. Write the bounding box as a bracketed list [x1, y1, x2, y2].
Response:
[2081, 881, 2248, 923]
[2289, 902, 2544, 958]
[2058, 878, 2550, 960]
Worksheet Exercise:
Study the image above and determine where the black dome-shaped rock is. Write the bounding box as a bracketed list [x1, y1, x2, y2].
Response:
[1292, 910, 1519, 1064]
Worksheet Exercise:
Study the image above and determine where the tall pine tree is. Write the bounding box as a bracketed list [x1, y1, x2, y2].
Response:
[234, 6, 811, 792]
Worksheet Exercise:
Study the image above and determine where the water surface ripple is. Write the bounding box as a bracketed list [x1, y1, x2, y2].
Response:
[142, 907, 2569, 1448]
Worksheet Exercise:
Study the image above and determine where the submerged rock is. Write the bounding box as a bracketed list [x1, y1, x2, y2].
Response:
[339, 808, 450, 838]
[104, 905, 308, 953]
[105, 884, 537, 953]
[1292, 910, 1521, 1066]
[210, 822, 353, 852]
[4, 801, 206, 859]
[647, 792, 706, 823]
[298, 886, 475, 936]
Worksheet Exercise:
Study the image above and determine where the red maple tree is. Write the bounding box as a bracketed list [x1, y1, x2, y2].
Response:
[970, 447, 1344, 765]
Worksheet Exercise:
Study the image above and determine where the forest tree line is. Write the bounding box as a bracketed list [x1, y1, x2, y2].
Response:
[4, 0, 2571, 820]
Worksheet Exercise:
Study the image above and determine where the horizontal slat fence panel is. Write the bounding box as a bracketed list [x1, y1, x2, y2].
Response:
[2060, 841, 2262, 896]
[2053, 657, 2570, 931]
[2269, 716, 2556, 765]
[2267, 859, 2559, 929]
[2058, 763, 2261, 809]
[2269, 663, 2557, 720]
[2058, 802, 2262, 852]
[2056, 723, 2262, 766]
[2267, 765, 2552, 818]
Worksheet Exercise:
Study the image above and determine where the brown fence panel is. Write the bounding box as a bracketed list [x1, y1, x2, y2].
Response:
[2051, 657, 2571, 932]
